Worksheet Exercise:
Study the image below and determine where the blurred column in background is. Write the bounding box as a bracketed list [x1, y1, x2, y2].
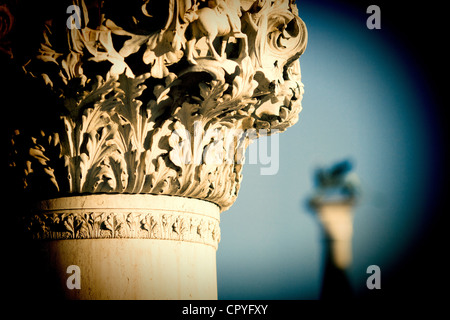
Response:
[308, 160, 360, 300]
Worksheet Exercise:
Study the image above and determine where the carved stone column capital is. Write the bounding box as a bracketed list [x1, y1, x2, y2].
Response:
[6, 0, 307, 212]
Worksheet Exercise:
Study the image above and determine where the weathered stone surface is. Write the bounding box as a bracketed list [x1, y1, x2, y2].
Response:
[22, 194, 219, 299]
[2, 0, 307, 300]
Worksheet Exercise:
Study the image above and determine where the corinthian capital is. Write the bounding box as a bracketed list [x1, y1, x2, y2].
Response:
[6, 0, 307, 211]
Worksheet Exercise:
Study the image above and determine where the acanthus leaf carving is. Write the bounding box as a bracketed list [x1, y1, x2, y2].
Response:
[23, 209, 220, 248]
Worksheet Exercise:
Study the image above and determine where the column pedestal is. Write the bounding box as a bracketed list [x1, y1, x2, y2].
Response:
[22, 194, 220, 300]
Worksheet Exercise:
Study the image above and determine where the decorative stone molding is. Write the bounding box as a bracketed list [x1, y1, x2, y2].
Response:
[0, 3, 14, 58]
[25, 210, 221, 247]
[308, 161, 359, 271]
[3, 0, 308, 300]
[6, 0, 307, 211]
[24, 194, 221, 249]
[15, 194, 221, 299]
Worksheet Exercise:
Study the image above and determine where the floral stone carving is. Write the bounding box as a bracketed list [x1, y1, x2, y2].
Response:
[6, 0, 307, 212]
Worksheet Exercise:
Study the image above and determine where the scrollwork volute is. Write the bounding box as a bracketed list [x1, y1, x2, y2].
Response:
[6, 0, 307, 211]
[24, 201, 221, 248]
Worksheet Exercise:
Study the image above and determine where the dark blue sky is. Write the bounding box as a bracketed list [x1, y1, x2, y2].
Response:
[216, 0, 444, 299]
